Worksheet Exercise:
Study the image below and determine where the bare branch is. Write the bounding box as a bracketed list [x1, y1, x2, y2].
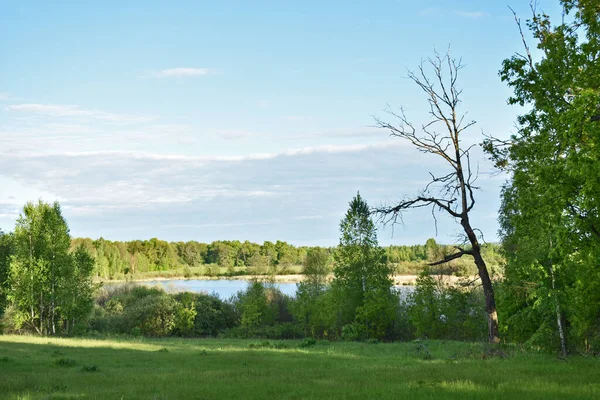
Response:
[509, 6, 534, 70]
[428, 246, 474, 266]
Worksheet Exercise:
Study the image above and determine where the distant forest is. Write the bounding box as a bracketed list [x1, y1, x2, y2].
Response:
[70, 237, 504, 280]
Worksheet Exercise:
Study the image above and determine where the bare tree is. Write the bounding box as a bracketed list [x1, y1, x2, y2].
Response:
[374, 51, 500, 343]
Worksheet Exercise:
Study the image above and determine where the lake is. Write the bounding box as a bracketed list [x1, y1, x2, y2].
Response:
[138, 279, 414, 299]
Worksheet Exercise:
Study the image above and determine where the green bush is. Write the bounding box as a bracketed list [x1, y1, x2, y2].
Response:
[341, 322, 368, 341]
[174, 292, 237, 336]
[408, 271, 486, 341]
[173, 297, 197, 337]
[122, 294, 177, 336]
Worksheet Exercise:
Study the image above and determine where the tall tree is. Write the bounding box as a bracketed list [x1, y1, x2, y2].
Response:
[374, 51, 500, 343]
[7, 201, 94, 335]
[332, 193, 395, 339]
[485, 0, 600, 354]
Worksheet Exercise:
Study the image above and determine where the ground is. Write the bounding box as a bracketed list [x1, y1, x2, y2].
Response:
[0, 335, 598, 399]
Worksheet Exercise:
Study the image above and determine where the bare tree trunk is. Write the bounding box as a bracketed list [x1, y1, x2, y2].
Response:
[51, 279, 56, 336]
[549, 262, 567, 357]
[462, 219, 499, 343]
[39, 292, 44, 335]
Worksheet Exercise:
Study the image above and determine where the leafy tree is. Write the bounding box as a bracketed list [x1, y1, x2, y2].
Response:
[60, 244, 96, 334]
[0, 230, 14, 314]
[293, 247, 331, 337]
[234, 280, 276, 330]
[332, 193, 396, 339]
[7, 201, 94, 335]
[485, 1, 600, 354]
[375, 51, 500, 343]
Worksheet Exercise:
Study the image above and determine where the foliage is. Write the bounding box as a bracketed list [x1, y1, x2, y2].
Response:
[408, 271, 486, 341]
[0, 230, 14, 315]
[6, 201, 95, 335]
[65, 236, 503, 280]
[292, 248, 331, 337]
[331, 193, 396, 339]
[487, 0, 600, 354]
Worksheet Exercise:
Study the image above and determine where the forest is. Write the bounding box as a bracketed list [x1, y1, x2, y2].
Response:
[64, 236, 503, 279]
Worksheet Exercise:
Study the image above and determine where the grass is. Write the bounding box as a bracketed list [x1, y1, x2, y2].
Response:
[0, 335, 598, 399]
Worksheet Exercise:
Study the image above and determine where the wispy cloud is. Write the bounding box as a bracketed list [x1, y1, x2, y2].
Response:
[455, 11, 489, 18]
[216, 130, 255, 140]
[284, 116, 311, 122]
[418, 7, 440, 17]
[5, 103, 151, 123]
[0, 92, 9, 100]
[148, 68, 216, 78]
[5, 141, 402, 163]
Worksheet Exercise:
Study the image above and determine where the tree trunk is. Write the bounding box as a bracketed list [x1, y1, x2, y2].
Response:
[462, 219, 500, 343]
[549, 262, 567, 357]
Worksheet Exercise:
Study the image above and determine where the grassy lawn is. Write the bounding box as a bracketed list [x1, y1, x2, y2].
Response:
[0, 336, 598, 399]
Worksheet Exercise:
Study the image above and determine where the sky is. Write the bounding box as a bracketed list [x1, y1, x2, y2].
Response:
[0, 0, 562, 246]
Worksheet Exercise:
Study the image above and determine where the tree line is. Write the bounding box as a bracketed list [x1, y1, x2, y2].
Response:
[1, 194, 489, 342]
[67, 236, 501, 280]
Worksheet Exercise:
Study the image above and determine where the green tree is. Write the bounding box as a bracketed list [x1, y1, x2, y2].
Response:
[0, 230, 14, 314]
[293, 248, 331, 337]
[7, 201, 95, 335]
[485, 1, 600, 354]
[61, 244, 96, 334]
[331, 193, 395, 339]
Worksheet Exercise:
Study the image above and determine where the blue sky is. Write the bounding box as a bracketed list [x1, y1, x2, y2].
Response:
[0, 0, 561, 245]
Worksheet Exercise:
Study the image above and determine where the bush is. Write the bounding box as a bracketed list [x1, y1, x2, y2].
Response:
[173, 294, 197, 337]
[355, 288, 398, 340]
[408, 271, 486, 341]
[298, 338, 317, 348]
[232, 281, 278, 329]
[120, 294, 177, 336]
[173, 292, 237, 336]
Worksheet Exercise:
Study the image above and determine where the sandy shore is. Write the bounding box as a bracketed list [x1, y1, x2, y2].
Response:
[100, 274, 470, 286]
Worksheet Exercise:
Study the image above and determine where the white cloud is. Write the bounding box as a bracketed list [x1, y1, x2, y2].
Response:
[216, 130, 254, 140]
[0, 137, 502, 244]
[284, 116, 311, 122]
[149, 68, 216, 78]
[0, 92, 9, 100]
[455, 11, 489, 18]
[5, 141, 403, 163]
[5, 103, 151, 123]
[418, 7, 440, 16]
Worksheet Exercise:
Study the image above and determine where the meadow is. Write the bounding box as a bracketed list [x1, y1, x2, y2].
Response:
[0, 335, 598, 399]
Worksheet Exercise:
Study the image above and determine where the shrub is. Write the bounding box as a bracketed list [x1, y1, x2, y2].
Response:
[173, 292, 237, 336]
[81, 364, 99, 372]
[128, 294, 176, 336]
[355, 288, 398, 340]
[298, 338, 317, 348]
[341, 323, 368, 341]
[173, 297, 197, 337]
[408, 271, 486, 341]
[55, 357, 77, 366]
[232, 281, 276, 329]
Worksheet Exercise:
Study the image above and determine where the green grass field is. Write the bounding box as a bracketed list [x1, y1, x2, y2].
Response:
[0, 336, 598, 399]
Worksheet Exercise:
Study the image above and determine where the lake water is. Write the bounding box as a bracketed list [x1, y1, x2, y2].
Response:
[138, 279, 414, 300]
